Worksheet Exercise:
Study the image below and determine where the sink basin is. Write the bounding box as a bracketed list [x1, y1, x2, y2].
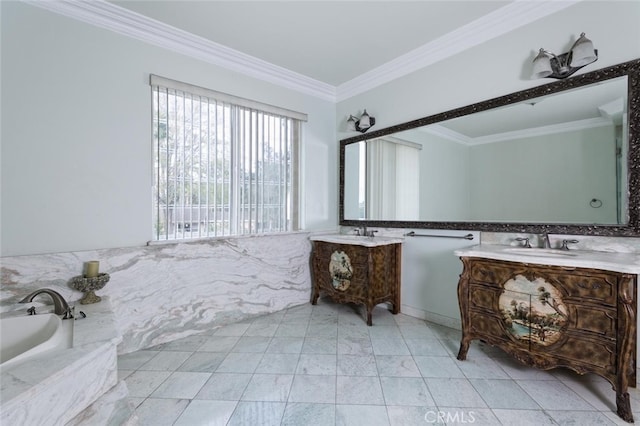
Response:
[505, 248, 577, 257]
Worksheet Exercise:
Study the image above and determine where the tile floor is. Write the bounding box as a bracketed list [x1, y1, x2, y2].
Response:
[118, 299, 640, 425]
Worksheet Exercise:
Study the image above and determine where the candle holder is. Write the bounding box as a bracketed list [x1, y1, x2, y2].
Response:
[70, 273, 110, 304]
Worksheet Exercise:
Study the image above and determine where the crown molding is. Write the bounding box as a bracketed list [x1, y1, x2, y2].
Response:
[335, 0, 582, 102]
[421, 117, 612, 146]
[22, 0, 337, 102]
[23, 0, 580, 103]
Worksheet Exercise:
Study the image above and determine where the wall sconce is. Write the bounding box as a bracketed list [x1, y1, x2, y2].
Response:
[531, 32, 597, 79]
[347, 109, 375, 133]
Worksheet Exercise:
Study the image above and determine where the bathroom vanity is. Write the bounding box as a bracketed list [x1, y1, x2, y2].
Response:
[310, 235, 402, 325]
[455, 245, 640, 422]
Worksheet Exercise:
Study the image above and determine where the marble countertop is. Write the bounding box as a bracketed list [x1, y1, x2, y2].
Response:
[455, 245, 640, 274]
[310, 234, 403, 247]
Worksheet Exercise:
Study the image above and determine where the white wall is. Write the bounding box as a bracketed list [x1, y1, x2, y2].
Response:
[0, 2, 336, 256]
[337, 1, 640, 325]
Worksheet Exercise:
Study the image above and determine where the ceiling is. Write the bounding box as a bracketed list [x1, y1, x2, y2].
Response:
[32, 0, 582, 101]
[110, 1, 510, 86]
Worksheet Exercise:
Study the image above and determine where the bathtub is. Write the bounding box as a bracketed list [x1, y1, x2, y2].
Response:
[0, 313, 73, 369]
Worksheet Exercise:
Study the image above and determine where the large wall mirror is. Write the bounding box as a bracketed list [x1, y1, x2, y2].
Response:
[340, 59, 639, 236]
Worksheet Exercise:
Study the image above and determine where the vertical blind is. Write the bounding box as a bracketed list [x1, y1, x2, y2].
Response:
[150, 75, 305, 241]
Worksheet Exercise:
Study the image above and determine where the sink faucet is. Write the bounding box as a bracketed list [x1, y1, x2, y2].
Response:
[540, 233, 552, 249]
[20, 288, 73, 319]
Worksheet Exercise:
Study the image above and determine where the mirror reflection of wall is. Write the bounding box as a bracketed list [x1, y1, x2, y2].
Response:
[343, 76, 628, 225]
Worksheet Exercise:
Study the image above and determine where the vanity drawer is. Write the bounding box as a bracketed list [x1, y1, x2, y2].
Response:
[469, 283, 501, 312]
[539, 334, 617, 372]
[468, 311, 509, 342]
[469, 261, 520, 287]
[569, 305, 617, 338]
[549, 271, 617, 306]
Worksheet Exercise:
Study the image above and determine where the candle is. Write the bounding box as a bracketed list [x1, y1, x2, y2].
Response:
[85, 261, 100, 278]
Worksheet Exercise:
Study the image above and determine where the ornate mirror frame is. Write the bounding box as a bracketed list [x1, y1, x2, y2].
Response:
[339, 59, 640, 236]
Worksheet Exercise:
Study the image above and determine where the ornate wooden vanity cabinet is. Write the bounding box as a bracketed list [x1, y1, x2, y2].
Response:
[457, 256, 637, 422]
[310, 237, 401, 325]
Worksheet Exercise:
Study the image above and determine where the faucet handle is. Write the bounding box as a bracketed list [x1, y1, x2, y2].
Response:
[515, 237, 532, 248]
[353, 228, 361, 236]
[560, 239, 579, 251]
[63, 306, 74, 320]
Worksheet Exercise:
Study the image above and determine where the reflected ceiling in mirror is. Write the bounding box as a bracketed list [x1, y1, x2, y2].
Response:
[340, 59, 639, 236]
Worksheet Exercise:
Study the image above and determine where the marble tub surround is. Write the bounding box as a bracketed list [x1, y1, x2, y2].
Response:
[0, 297, 123, 426]
[0, 232, 313, 354]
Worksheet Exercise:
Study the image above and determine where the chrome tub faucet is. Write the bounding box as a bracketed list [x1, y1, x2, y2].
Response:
[20, 288, 74, 319]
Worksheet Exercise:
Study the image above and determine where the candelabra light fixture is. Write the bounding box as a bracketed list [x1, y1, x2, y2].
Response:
[347, 109, 375, 133]
[531, 32, 598, 80]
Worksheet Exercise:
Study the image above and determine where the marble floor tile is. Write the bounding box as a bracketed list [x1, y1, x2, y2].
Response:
[368, 325, 401, 339]
[337, 336, 374, 355]
[177, 351, 227, 373]
[124, 370, 172, 398]
[336, 376, 384, 405]
[138, 350, 192, 371]
[150, 371, 211, 399]
[547, 410, 618, 425]
[241, 373, 294, 402]
[337, 354, 378, 377]
[134, 398, 189, 426]
[275, 323, 309, 337]
[397, 324, 436, 339]
[307, 323, 339, 337]
[517, 379, 596, 411]
[125, 304, 638, 425]
[243, 322, 279, 337]
[155, 334, 209, 351]
[216, 352, 263, 373]
[338, 325, 370, 339]
[173, 400, 238, 426]
[404, 338, 449, 356]
[281, 402, 335, 426]
[335, 404, 390, 426]
[457, 356, 511, 379]
[195, 372, 252, 400]
[227, 401, 286, 426]
[255, 353, 301, 374]
[296, 354, 337, 375]
[469, 378, 540, 409]
[302, 337, 338, 354]
[117, 350, 160, 370]
[266, 337, 304, 354]
[370, 337, 410, 356]
[437, 408, 501, 426]
[492, 408, 557, 425]
[424, 377, 487, 408]
[413, 355, 465, 378]
[231, 336, 272, 353]
[375, 355, 421, 377]
[214, 323, 251, 336]
[380, 376, 434, 406]
[198, 335, 241, 352]
[386, 405, 437, 426]
[288, 375, 336, 403]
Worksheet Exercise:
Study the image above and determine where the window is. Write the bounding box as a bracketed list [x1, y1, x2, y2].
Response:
[151, 75, 305, 241]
